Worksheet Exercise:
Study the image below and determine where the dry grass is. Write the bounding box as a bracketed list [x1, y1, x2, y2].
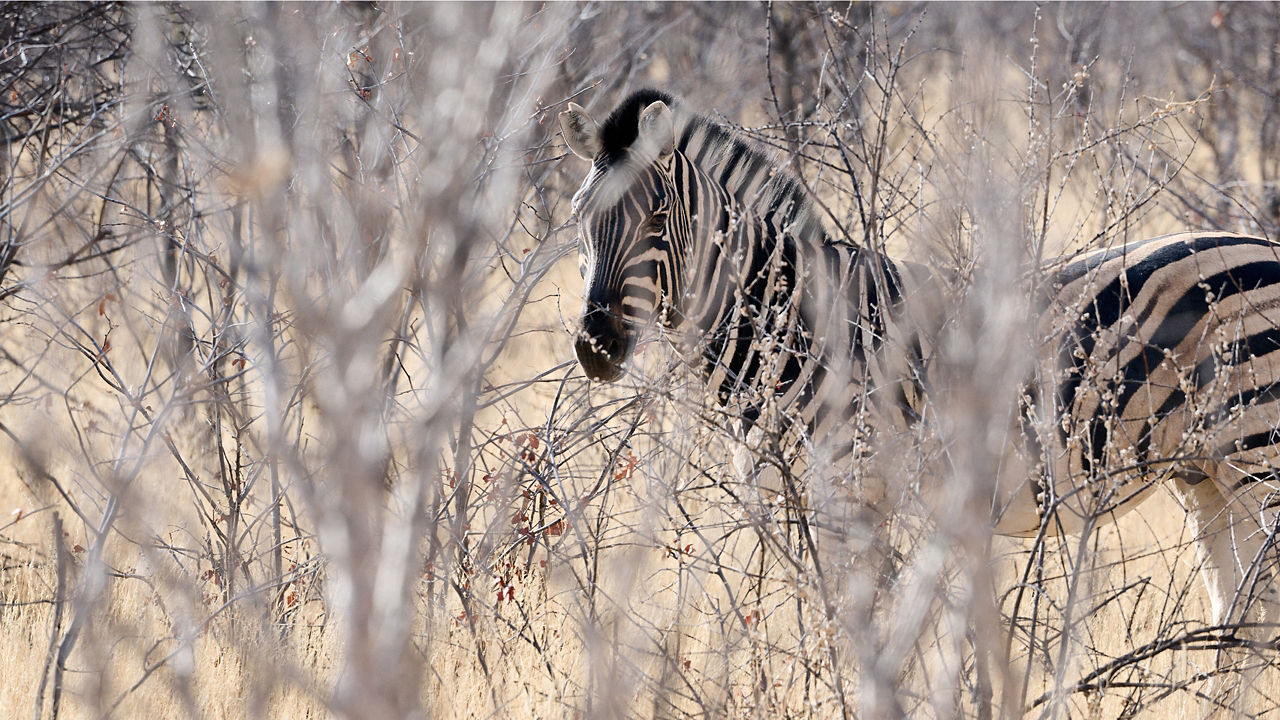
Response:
[4, 3, 1280, 719]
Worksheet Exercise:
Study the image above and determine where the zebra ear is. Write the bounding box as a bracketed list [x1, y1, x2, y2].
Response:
[637, 100, 675, 160]
[559, 103, 600, 161]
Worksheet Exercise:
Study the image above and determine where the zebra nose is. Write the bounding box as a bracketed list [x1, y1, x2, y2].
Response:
[575, 307, 628, 382]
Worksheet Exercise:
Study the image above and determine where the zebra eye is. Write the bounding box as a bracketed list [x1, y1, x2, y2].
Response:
[645, 214, 667, 234]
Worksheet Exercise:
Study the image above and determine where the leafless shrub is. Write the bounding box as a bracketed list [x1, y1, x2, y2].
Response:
[2, 3, 1278, 719]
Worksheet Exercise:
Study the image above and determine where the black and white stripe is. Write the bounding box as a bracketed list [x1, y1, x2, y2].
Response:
[561, 90, 1280, 629]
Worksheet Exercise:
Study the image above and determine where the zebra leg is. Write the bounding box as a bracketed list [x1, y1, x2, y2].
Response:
[1176, 468, 1280, 714]
[731, 424, 788, 510]
[1184, 469, 1280, 636]
[731, 424, 900, 612]
[1175, 473, 1240, 627]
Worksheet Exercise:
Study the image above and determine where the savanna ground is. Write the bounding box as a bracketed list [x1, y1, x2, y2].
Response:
[4, 2, 1280, 718]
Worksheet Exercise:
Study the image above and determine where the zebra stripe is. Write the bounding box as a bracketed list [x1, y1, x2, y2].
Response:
[560, 90, 1280, 628]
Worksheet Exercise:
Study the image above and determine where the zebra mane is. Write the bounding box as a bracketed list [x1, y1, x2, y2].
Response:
[597, 89, 826, 240]
[597, 88, 678, 164]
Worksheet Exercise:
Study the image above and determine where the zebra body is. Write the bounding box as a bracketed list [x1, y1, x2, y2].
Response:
[1020, 235, 1280, 529]
[560, 89, 1280, 629]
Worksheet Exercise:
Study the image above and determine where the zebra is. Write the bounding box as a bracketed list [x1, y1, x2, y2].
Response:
[558, 88, 1280, 639]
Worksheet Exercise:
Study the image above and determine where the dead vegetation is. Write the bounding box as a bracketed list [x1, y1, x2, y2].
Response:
[2, 3, 1280, 718]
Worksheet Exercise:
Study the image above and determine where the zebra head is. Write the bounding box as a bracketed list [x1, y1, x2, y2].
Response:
[559, 91, 685, 382]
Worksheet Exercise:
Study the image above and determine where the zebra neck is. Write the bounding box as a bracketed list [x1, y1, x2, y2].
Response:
[681, 180, 920, 428]
[676, 150, 802, 335]
[669, 121, 923, 425]
[676, 163, 827, 410]
[675, 119, 822, 239]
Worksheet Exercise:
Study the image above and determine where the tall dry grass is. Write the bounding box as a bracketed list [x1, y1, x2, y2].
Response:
[2, 3, 1279, 719]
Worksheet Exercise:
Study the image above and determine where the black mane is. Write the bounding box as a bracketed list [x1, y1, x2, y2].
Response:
[597, 88, 676, 164]
[592, 88, 824, 240]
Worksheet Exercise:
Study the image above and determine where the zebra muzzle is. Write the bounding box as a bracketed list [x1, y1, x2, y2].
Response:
[575, 307, 631, 382]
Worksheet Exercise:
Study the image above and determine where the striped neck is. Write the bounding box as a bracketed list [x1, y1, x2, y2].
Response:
[673, 115, 826, 242]
[669, 136, 849, 412]
[670, 117, 852, 335]
[660, 114, 919, 430]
